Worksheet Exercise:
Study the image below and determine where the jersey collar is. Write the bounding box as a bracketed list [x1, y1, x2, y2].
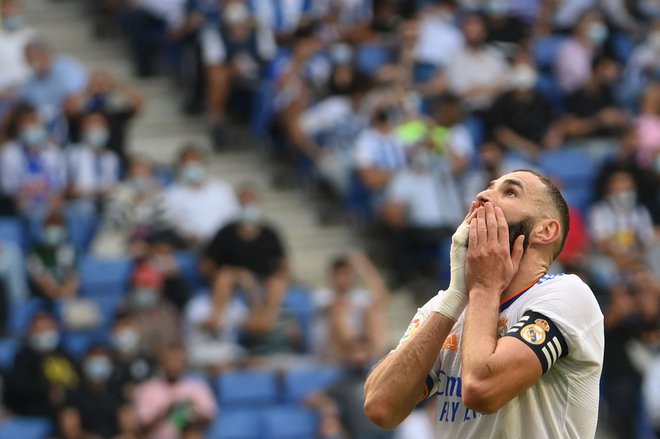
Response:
[499, 275, 545, 312]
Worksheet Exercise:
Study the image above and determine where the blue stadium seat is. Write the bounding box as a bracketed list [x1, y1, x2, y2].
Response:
[262, 406, 319, 439]
[532, 35, 567, 72]
[62, 330, 105, 359]
[283, 366, 342, 403]
[9, 299, 47, 337]
[539, 148, 597, 210]
[79, 256, 133, 298]
[0, 339, 19, 372]
[0, 417, 53, 439]
[0, 217, 24, 248]
[176, 251, 203, 290]
[355, 43, 392, 75]
[216, 370, 279, 407]
[207, 409, 263, 439]
[282, 286, 314, 351]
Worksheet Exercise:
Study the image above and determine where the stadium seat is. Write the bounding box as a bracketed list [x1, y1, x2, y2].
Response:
[283, 366, 342, 403]
[216, 370, 279, 407]
[207, 409, 263, 439]
[9, 298, 47, 337]
[0, 338, 19, 372]
[175, 251, 204, 290]
[79, 256, 133, 298]
[540, 148, 597, 211]
[262, 406, 319, 439]
[532, 35, 567, 72]
[0, 217, 24, 248]
[282, 286, 314, 350]
[0, 417, 53, 439]
[62, 330, 105, 359]
[355, 43, 392, 75]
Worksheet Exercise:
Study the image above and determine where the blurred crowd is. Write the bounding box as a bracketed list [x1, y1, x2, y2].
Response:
[0, 0, 659, 438]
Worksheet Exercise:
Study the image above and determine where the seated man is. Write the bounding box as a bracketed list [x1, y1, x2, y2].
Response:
[0, 0, 36, 107]
[110, 311, 155, 400]
[5, 311, 79, 417]
[134, 344, 216, 439]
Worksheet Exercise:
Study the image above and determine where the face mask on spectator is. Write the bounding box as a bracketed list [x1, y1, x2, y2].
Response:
[240, 204, 263, 224]
[20, 125, 47, 148]
[587, 22, 608, 46]
[224, 2, 250, 25]
[84, 127, 109, 149]
[43, 226, 65, 246]
[2, 15, 24, 31]
[113, 329, 140, 354]
[84, 356, 113, 382]
[509, 65, 538, 90]
[410, 149, 431, 171]
[608, 190, 637, 210]
[30, 330, 59, 352]
[488, 0, 508, 16]
[132, 287, 158, 309]
[131, 176, 154, 193]
[180, 162, 206, 185]
[330, 44, 352, 65]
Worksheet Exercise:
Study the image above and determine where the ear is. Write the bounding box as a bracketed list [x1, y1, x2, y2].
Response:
[531, 218, 561, 247]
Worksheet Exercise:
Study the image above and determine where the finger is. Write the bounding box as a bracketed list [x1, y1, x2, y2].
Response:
[511, 235, 525, 269]
[468, 217, 478, 250]
[484, 202, 498, 243]
[495, 206, 509, 246]
[476, 207, 487, 244]
[464, 201, 479, 223]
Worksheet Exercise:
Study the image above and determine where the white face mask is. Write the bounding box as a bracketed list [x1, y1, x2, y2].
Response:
[112, 329, 140, 354]
[180, 162, 206, 185]
[132, 287, 158, 309]
[240, 204, 263, 224]
[21, 125, 47, 148]
[608, 190, 637, 210]
[30, 330, 59, 352]
[509, 65, 538, 90]
[43, 226, 65, 246]
[84, 356, 113, 381]
[84, 127, 109, 149]
[587, 22, 608, 46]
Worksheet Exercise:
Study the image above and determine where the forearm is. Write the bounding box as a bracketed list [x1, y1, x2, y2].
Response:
[364, 312, 454, 428]
[461, 288, 500, 382]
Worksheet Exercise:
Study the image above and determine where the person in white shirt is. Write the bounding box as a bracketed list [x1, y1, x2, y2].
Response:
[163, 145, 240, 245]
[0, 0, 36, 101]
[445, 13, 509, 112]
[413, 1, 463, 80]
[365, 170, 604, 438]
[65, 110, 120, 250]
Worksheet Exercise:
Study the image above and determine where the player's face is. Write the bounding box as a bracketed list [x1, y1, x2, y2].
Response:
[473, 171, 545, 249]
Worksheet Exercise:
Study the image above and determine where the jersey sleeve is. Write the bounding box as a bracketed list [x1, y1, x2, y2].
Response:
[504, 310, 569, 374]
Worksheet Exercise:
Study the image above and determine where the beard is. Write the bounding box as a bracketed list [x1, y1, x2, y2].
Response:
[507, 216, 535, 253]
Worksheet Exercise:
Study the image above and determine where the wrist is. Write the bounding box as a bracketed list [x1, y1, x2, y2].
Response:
[433, 288, 467, 321]
[468, 286, 500, 303]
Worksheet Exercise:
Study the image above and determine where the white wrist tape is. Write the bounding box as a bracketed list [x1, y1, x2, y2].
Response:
[432, 222, 470, 321]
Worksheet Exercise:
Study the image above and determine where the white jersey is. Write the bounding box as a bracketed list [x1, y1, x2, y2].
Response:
[396, 274, 604, 439]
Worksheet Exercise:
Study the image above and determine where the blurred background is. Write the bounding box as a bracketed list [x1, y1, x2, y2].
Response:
[0, 0, 658, 438]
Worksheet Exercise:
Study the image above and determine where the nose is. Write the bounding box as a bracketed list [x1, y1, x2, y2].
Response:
[476, 188, 493, 205]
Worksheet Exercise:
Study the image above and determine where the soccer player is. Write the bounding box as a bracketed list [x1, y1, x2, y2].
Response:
[364, 170, 604, 438]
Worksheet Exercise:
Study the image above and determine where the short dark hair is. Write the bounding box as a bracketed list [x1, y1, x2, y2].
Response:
[331, 256, 350, 272]
[515, 169, 570, 260]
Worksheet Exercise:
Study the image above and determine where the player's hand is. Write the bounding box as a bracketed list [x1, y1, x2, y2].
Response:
[466, 202, 524, 295]
[433, 201, 478, 320]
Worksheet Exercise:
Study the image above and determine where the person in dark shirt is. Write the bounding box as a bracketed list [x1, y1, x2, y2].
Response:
[58, 345, 135, 439]
[5, 311, 79, 418]
[559, 54, 630, 140]
[488, 52, 555, 159]
[110, 312, 155, 400]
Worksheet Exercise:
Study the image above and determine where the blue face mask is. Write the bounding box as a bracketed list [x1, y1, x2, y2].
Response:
[2, 15, 24, 32]
[84, 356, 113, 381]
[21, 125, 47, 148]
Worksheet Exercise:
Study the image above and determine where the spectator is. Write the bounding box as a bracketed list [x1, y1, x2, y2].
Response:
[200, 0, 276, 147]
[380, 145, 463, 283]
[637, 81, 660, 168]
[307, 338, 392, 439]
[312, 251, 389, 363]
[587, 170, 656, 287]
[487, 52, 556, 159]
[110, 312, 155, 400]
[142, 230, 190, 312]
[554, 9, 608, 94]
[58, 345, 136, 439]
[65, 110, 121, 251]
[64, 71, 144, 164]
[202, 185, 298, 362]
[5, 311, 78, 417]
[354, 104, 407, 201]
[484, 0, 530, 47]
[22, 40, 88, 139]
[0, 0, 36, 107]
[0, 102, 66, 242]
[558, 54, 629, 142]
[183, 278, 249, 370]
[134, 344, 216, 439]
[445, 12, 509, 112]
[621, 18, 660, 110]
[92, 155, 168, 257]
[163, 144, 240, 245]
[26, 212, 78, 301]
[125, 261, 181, 358]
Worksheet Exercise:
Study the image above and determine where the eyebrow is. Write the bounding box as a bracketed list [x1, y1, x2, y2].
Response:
[488, 178, 525, 192]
